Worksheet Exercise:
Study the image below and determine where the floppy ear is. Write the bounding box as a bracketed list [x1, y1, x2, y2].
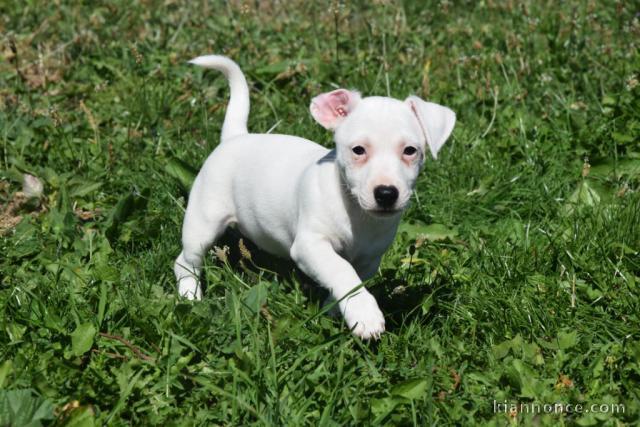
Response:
[310, 89, 361, 130]
[405, 96, 456, 159]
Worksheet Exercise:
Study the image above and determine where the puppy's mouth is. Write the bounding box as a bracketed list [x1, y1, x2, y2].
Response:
[366, 207, 403, 218]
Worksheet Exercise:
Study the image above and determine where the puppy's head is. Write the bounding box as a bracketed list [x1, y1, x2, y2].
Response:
[310, 89, 456, 218]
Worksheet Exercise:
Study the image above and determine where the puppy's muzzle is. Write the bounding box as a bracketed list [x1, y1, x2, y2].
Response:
[373, 185, 399, 209]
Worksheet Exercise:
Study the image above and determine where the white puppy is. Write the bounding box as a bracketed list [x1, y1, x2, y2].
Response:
[174, 55, 456, 339]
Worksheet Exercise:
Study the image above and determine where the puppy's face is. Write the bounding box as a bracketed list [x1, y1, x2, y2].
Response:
[310, 90, 456, 217]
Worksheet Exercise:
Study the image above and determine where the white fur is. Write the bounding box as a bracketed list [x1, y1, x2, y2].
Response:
[175, 55, 456, 339]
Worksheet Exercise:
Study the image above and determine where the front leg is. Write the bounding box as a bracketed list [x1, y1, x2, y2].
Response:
[290, 233, 385, 339]
[354, 255, 383, 281]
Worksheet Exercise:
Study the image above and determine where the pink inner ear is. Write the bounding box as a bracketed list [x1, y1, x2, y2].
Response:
[310, 89, 358, 130]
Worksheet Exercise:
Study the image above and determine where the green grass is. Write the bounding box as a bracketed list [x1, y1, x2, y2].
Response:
[1, 1, 639, 425]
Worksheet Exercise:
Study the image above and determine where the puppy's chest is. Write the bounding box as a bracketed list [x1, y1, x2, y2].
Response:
[334, 223, 397, 262]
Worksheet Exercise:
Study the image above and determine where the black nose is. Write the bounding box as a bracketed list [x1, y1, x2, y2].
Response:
[374, 185, 399, 208]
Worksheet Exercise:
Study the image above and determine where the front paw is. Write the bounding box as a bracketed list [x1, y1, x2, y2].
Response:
[178, 278, 202, 301]
[340, 292, 385, 340]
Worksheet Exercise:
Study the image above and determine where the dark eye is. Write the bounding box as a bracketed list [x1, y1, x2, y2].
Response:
[352, 146, 366, 155]
[403, 146, 417, 156]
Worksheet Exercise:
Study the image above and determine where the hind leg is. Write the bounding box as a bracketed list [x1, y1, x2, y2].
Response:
[174, 202, 230, 300]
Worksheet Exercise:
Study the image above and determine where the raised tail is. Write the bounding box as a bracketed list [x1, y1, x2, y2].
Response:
[189, 55, 250, 141]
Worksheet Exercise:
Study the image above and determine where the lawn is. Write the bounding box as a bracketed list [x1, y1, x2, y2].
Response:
[1, 1, 639, 425]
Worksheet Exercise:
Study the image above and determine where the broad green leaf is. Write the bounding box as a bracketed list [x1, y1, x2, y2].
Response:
[391, 378, 428, 400]
[557, 330, 578, 350]
[421, 294, 434, 315]
[94, 264, 119, 282]
[69, 181, 103, 198]
[63, 406, 96, 427]
[612, 132, 635, 144]
[466, 176, 493, 196]
[522, 342, 544, 365]
[564, 179, 609, 215]
[492, 339, 512, 359]
[109, 366, 145, 420]
[10, 234, 40, 259]
[0, 389, 54, 427]
[429, 337, 444, 358]
[492, 334, 522, 359]
[105, 193, 135, 240]
[165, 157, 197, 194]
[590, 158, 640, 179]
[243, 283, 268, 314]
[6, 323, 26, 342]
[510, 359, 539, 399]
[105, 188, 150, 242]
[0, 360, 12, 388]
[71, 323, 96, 356]
[371, 397, 403, 422]
[569, 180, 601, 207]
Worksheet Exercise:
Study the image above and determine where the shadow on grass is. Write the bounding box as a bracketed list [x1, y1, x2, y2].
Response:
[204, 227, 330, 305]
[202, 227, 452, 335]
[373, 268, 457, 334]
